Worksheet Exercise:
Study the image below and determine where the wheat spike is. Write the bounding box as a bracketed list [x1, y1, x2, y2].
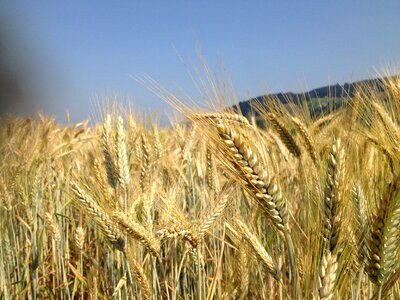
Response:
[198, 181, 233, 237]
[352, 183, 368, 263]
[318, 250, 338, 300]
[102, 115, 117, 189]
[140, 134, 151, 193]
[116, 116, 130, 192]
[44, 212, 61, 242]
[125, 251, 152, 300]
[366, 181, 400, 286]
[74, 226, 86, 252]
[153, 126, 163, 160]
[93, 158, 112, 203]
[112, 211, 160, 258]
[191, 112, 250, 126]
[156, 224, 198, 248]
[71, 182, 125, 251]
[322, 137, 345, 253]
[234, 218, 280, 281]
[198, 193, 230, 237]
[237, 242, 250, 298]
[372, 102, 400, 153]
[267, 112, 301, 157]
[206, 147, 217, 192]
[216, 122, 289, 232]
[291, 116, 317, 164]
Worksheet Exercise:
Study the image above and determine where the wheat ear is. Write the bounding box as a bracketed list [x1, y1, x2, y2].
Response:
[322, 137, 345, 253]
[352, 183, 368, 263]
[112, 211, 160, 258]
[206, 147, 217, 192]
[70, 182, 125, 251]
[44, 212, 61, 242]
[124, 251, 152, 300]
[191, 112, 250, 126]
[352, 183, 368, 300]
[216, 122, 298, 299]
[153, 126, 163, 160]
[74, 226, 85, 252]
[198, 181, 233, 237]
[93, 158, 112, 203]
[291, 116, 317, 164]
[116, 116, 130, 193]
[267, 112, 301, 157]
[312, 113, 337, 132]
[234, 218, 280, 281]
[139, 134, 151, 193]
[366, 179, 400, 296]
[318, 250, 338, 300]
[372, 102, 400, 152]
[102, 114, 117, 189]
[237, 242, 250, 298]
[216, 122, 288, 231]
[156, 224, 198, 248]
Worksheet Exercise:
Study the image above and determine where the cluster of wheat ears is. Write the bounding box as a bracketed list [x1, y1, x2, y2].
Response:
[1, 75, 400, 299]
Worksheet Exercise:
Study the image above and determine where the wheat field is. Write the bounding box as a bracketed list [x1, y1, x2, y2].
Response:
[1, 75, 400, 299]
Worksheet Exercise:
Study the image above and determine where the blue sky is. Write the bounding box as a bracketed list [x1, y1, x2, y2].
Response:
[1, 1, 400, 123]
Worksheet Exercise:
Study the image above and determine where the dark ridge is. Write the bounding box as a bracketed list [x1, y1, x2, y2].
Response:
[235, 77, 390, 117]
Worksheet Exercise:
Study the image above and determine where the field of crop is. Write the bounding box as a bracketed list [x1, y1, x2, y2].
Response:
[1, 76, 400, 299]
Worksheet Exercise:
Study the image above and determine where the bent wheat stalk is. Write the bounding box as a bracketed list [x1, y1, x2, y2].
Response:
[214, 121, 299, 299]
[112, 211, 161, 259]
[70, 182, 125, 251]
[234, 218, 280, 281]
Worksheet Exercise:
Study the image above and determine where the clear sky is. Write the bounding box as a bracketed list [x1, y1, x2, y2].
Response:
[1, 1, 400, 123]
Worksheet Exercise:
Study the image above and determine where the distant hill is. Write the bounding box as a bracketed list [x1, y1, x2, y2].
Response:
[235, 77, 389, 117]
